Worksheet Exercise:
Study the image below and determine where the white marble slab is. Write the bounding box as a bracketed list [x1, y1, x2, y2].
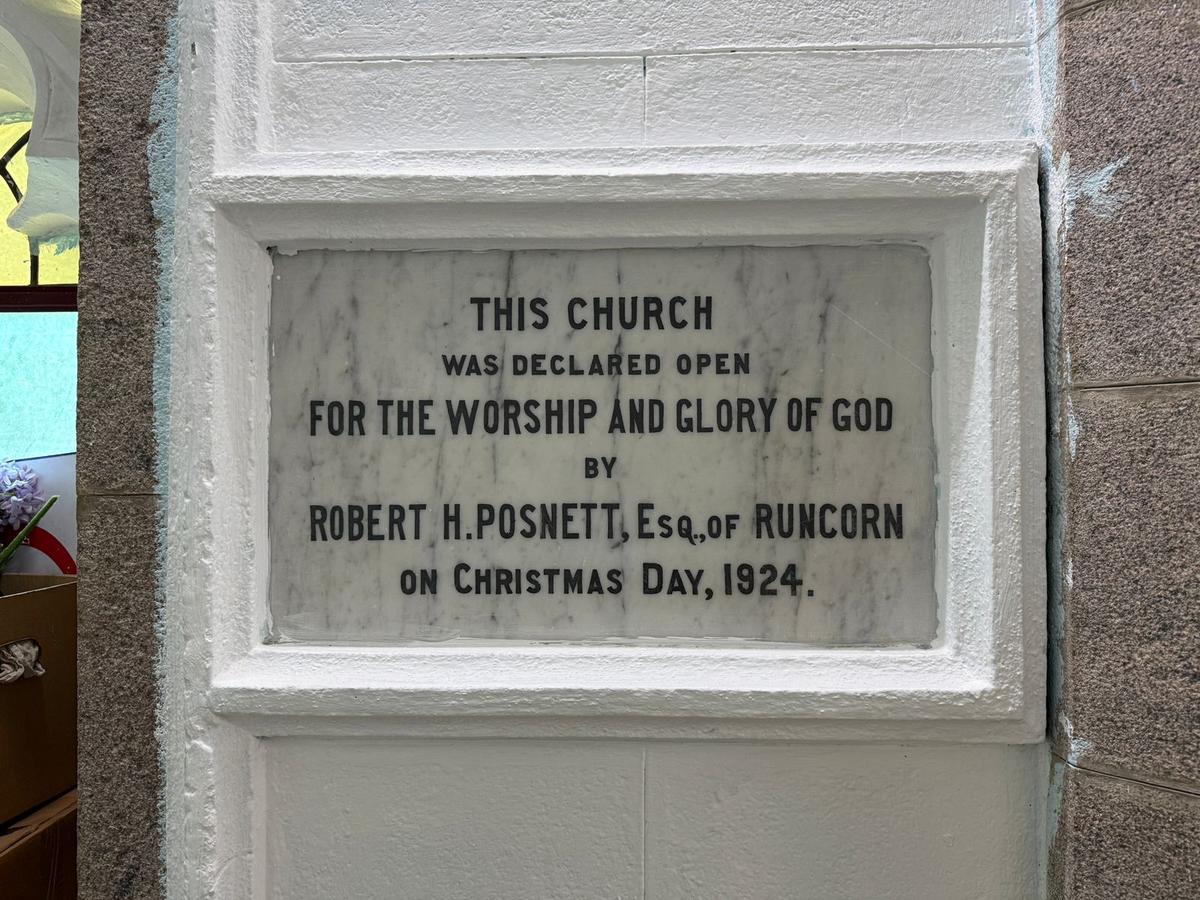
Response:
[268, 246, 937, 644]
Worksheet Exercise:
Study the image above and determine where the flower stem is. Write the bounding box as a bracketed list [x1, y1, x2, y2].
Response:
[0, 495, 59, 572]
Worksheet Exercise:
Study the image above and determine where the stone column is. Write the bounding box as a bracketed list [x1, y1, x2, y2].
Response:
[1045, 1, 1200, 895]
[77, 2, 172, 897]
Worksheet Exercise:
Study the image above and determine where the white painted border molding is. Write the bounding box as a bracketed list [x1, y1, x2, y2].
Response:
[183, 143, 1046, 744]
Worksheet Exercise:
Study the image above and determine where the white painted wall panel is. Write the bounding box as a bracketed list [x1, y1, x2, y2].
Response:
[264, 739, 1045, 899]
[270, 49, 1033, 153]
[645, 49, 1034, 145]
[270, 58, 644, 152]
[182, 3, 1048, 897]
[645, 743, 1045, 899]
[265, 739, 645, 899]
[273, 0, 1030, 61]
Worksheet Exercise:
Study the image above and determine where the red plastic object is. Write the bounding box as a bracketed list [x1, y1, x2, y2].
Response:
[0, 525, 76, 575]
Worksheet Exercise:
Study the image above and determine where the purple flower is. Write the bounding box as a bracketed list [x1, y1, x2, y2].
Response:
[0, 461, 44, 530]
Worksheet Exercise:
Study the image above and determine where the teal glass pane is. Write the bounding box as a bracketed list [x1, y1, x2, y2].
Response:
[0, 312, 77, 458]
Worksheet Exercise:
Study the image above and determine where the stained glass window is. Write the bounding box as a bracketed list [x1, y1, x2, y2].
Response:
[0, 120, 79, 286]
[0, 120, 78, 458]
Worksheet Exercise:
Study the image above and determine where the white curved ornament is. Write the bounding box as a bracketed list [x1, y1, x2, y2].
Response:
[0, 0, 80, 243]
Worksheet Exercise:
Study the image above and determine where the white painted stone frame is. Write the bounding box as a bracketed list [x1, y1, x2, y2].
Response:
[176, 142, 1045, 748]
[167, 143, 1045, 895]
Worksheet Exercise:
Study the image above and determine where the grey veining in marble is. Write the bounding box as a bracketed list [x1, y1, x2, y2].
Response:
[268, 246, 937, 644]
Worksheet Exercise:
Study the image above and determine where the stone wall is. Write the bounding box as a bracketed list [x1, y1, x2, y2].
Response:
[75, 0, 1199, 896]
[77, 1, 172, 897]
[1046, 0, 1200, 895]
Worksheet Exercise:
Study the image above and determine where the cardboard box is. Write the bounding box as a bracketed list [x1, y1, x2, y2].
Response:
[0, 575, 76, 826]
[0, 790, 76, 899]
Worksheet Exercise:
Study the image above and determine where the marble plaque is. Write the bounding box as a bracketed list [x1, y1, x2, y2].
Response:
[268, 246, 937, 644]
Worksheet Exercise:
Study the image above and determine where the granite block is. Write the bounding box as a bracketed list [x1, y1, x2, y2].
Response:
[77, 0, 173, 497]
[1050, 762, 1200, 899]
[1056, 0, 1200, 385]
[75, 316, 157, 495]
[78, 4, 171, 335]
[76, 493, 162, 900]
[1056, 384, 1200, 788]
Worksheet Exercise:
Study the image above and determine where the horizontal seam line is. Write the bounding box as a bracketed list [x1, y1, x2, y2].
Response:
[78, 492, 161, 499]
[1053, 753, 1200, 799]
[272, 42, 1030, 65]
[1072, 377, 1200, 392]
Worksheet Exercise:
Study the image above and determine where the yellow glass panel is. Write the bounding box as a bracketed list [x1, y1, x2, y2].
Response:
[0, 121, 31, 286]
[37, 239, 79, 285]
